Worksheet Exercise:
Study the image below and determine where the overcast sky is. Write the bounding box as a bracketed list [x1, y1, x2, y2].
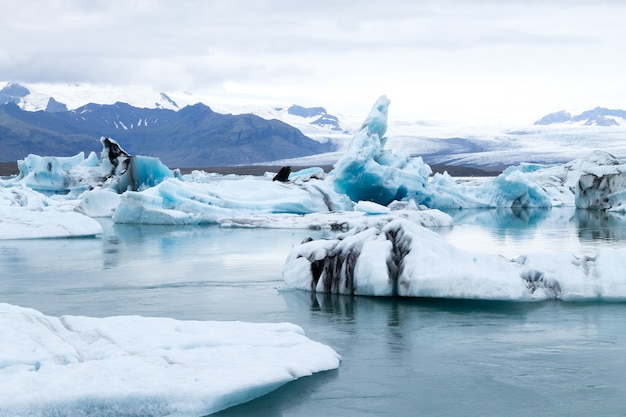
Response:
[2, 0, 626, 124]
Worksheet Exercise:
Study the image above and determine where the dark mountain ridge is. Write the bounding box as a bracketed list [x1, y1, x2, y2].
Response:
[0, 101, 334, 167]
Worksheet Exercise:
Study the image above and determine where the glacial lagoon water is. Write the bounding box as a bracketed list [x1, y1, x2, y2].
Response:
[1, 207, 626, 416]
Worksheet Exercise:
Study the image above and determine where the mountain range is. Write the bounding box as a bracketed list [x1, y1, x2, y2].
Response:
[3, 82, 626, 172]
[534, 107, 626, 126]
[0, 83, 336, 167]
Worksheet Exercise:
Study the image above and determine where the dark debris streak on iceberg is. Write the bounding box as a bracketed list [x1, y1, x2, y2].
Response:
[283, 218, 626, 301]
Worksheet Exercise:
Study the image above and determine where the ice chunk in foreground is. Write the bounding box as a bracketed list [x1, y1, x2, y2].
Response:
[0, 206, 102, 239]
[0, 303, 340, 417]
[283, 219, 626, 301]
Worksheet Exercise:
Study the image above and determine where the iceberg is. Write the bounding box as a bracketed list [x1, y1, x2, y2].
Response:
[111, 171, 355, 225]
[0, 138, 174, 238]
[570, 151, 626, 210]
[0, 303, 340, 417]
[329, 95, 626, 211]
[4, 95, 626, 238]
[512, 150, 626, 210]
[13, 137, 175, 195]
[0, 185, 103, 239]
[331, 96, 432, 205]
[16, 152, 100, 194]
[330, 96, 552, 208]
[283, 218, 626, 301]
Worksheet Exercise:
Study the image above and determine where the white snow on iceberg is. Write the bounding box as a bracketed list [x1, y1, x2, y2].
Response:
[220, 200, 453, 230]
[283, 218, 626, 301]
[0, 185, 103, 239]
[0, 303, 340, 417]
[111, 171, 354, 225]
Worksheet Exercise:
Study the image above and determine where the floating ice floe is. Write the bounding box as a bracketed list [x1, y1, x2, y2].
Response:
[283, 218, 626, 301]
[0, 205, 102, 239]
[0, 185, 103, 239]
[0, 303, 340, 417]
[221, 200, 452, 229]
[111, 170, 354, 225]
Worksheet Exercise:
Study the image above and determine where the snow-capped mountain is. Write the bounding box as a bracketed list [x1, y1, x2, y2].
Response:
[3, 81, 626, 171]
[0, 82, 184, 112]
[0, 82, 354, 138]
[0, 83, 335, 167]
[534, 107, 626, 126]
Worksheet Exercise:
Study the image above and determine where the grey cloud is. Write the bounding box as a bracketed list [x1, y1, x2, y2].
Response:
[1, 0, 626, 123]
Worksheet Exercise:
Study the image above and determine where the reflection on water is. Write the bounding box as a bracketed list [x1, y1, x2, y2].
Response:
[574, 209, 626, 241]
[443, 206, 626, 241]
[442, 206, 553, 229]
[439, 207, 626, 257]
[215, 289, 626, 417]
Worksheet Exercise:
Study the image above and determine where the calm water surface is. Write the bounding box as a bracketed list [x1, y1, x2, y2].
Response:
[1, 207, 626, 416]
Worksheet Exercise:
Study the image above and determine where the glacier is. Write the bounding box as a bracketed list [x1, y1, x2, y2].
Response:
[0, 303, 340, 417]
